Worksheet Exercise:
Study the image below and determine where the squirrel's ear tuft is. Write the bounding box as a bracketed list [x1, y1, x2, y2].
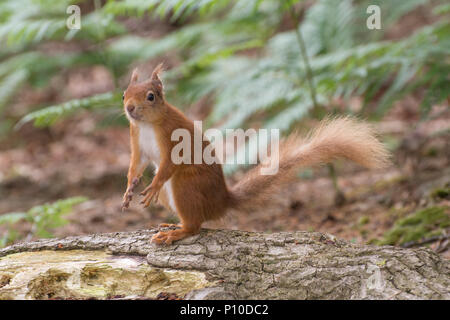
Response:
[130, 68, 139, 85]
[151, 63, 164, 81]
[151, 63, 165, 93]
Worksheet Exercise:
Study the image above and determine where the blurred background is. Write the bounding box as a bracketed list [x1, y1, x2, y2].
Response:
[0, 0, 448, 257]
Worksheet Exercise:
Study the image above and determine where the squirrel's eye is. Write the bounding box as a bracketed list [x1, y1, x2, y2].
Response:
[147, 93, 155, 102]
[122, 94, 125, 101]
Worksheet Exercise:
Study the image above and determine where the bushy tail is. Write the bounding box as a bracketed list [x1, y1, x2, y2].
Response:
[229, 116, 390, 212]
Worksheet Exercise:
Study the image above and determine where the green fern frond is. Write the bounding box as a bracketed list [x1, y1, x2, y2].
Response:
[104, 0, 232, 20]
[18, 91, 122, 128]
[0, 69, 28, 112]
[0, 1, 125, 47]
[0, 18, 66, 46]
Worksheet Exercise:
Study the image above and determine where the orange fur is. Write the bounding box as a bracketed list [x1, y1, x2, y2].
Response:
[122, 65, 390, 245]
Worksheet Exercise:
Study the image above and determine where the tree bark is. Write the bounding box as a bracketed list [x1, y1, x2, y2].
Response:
[0, 228, 449, 300]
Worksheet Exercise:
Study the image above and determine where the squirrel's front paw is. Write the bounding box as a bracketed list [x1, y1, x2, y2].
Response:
[121, 177, 140, 211]
[140, 185, 160, 208]
[121, 190, 133, 211]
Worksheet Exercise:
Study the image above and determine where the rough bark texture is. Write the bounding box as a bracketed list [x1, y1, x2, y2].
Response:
[0, 228, 449, 300]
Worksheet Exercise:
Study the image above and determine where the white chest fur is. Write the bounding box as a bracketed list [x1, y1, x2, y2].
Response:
[138, 123, 161, 165]
[137, 123, 177, 212]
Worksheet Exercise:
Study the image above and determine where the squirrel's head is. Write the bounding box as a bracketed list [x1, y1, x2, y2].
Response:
[123, 63, 166, 124]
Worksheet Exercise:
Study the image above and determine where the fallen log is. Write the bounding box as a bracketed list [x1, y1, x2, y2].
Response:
[0, 228, 448, 300]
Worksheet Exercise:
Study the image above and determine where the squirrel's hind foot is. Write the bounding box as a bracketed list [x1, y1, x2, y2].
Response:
[151, 228, 196, 245]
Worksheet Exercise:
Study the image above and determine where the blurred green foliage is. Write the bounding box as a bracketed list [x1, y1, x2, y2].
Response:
[0, 0, 448, 168]
[0, 196, 87, 247]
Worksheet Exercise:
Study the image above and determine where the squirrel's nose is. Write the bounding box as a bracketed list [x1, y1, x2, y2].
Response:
[127, 105, 135, 113]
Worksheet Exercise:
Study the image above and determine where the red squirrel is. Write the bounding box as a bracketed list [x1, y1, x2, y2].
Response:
[121, 64, 390, 245]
